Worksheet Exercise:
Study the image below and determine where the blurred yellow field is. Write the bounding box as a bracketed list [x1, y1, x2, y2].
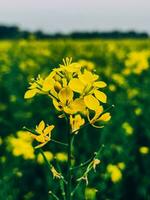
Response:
[0, 39, 150, 200]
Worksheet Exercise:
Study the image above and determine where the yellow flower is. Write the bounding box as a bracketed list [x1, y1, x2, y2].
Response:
[55, 152, 68, 162]
[109, 84, 116, 92]
[139, 146, 149, 154]
[107, 164, 122, 183]
[37, 151, 53, 164]
[70, 114, 85, 134]
[51, 166, 62, 179]
[30, 120, 54, 149]
[87, 106, 111, 128]
[117, 162, 126, 170]
[122, 122, 133, 135]
[24, 75, 44, 99]
[42, 71, 56, 92]
[7, 131, 35, 160]
[78, 59, 95, 71]
[69, 70, 106, 97]
[52, 87, 74, 113]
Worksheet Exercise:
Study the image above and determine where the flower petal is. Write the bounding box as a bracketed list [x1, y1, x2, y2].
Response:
[58, 87, 73, 105]
[44, 125, 55, 135]
[69, 78, 84, 93]
[36, 120, 45, 133]
[42, 76, 55, 91]
[94, 90, 107, 103]
[93, 81, 107, 88]
[98, 112, 111, 122]
[24, 89, 38, 99]
[84, 95, 100, 110]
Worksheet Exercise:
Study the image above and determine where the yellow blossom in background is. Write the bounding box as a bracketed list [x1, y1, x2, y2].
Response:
[117, 162, 126, 170]
[109, 84, 116, 92]
[0, 156, 6, 163]
[30, 120, 55, 149]
[85, 187, 98, 200]
[0, 137, 2, 145]
[134, 108, 142, 116]
[139, 146, 149, 154]
[37, 151, 53, 164]
[78, 59, 95, 71]
[55, 152, 68, 162]
[127, 88, 139, 99]
[112, 73, 126, 86]
[7, 131, 35, 160]
[124, 50, 150, 75]
[122, 122, 133, 135]
[107, 164, 122, 183]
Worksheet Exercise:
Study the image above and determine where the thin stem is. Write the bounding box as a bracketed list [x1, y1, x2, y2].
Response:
[71, 145, 105, 198]
[39, 149, 52, 170]
[67, 120, 71, 200]
[49, 191, 59, 200]
[51, 139, 68, 147]
[71, 181, 82, 198]
[55, 159, 66, 200]
[70, 154, 95, 171]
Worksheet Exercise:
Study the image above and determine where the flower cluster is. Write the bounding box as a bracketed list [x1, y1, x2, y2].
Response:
[24, 57, 111, 145]
[24, 58, 111, 148]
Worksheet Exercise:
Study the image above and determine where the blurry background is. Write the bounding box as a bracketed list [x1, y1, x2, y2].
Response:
[0, 1, 150, 200]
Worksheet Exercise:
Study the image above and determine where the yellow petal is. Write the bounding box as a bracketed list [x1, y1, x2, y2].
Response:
[79, 70, 98, 84]
[44, 125, 55, 135]
[36, 120, 45, 133]
[24, 89, 37, 99]
[42, 76, 55, 92]
[69, 78, 84, 93]
[52, 99, 61, 111]
[34, 142, 48, 149]
[98, 112, 111, 122]
[58, 87, 73, 105]
[94, 90, 107, 103]
[84, 95, 100, 110]
[93, 81, 107, 88]
[70, 98, 86, 113]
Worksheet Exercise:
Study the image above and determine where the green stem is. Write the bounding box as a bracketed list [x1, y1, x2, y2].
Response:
[70, 155, 95, 171]
[55, 159, 66, 200]
[49, 191, 59, 200]
[71, 145, 105, 198]
[39, 149, 52, 170]
[65, 116, 72, 200]
[67, 128, 71, 200]
[51, 139, 68, 147]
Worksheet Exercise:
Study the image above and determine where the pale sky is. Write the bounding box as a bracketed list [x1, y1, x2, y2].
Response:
[0, 0, 150, 33]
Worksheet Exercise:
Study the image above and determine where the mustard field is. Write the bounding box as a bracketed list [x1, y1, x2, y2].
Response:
[0, 39, 150, 200]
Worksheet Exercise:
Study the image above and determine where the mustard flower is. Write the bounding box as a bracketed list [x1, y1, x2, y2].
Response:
[24, 75, 44, 99]
[70, 114, 85, 134]
[30, 120, 54, 149]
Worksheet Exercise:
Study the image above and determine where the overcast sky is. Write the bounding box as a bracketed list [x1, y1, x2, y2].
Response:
[0, 0, 150, 33]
